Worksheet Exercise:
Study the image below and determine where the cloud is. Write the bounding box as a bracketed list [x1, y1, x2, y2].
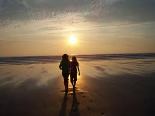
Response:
[86, 0, 155, 23]
[0, 0, 90, 21]
[0, 0, 155, 26]
[0, 0, 29, 20]
[111, 0, 155, 23]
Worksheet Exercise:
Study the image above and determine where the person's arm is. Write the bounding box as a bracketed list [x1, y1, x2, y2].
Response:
[59, 61, 62, 70]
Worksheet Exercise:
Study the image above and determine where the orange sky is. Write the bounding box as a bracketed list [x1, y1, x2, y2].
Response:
[0, 0, 155, 56]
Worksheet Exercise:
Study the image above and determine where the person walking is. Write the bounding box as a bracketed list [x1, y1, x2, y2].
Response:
[70, 56, 80, 88]
[59, 54, 70, 93]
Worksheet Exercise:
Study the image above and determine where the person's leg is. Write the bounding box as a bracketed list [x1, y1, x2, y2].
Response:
[74, 80, 76, 87]
[65, 80, 68, 92]
[73, 74, 77, 87]
[74, 73, 77, 87]
[70, 76, 73, 86]
[64, 78, 68, 92]
[63, 73, 69, 92]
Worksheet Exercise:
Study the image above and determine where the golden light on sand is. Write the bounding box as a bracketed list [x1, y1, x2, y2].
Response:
[68, 34, 77, 45]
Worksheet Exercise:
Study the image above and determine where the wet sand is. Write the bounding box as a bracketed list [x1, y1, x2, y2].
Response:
[0, 58, 155, 116]
[0, 74, 155, 116]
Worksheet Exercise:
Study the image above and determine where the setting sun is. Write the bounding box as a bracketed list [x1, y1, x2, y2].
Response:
[68, 34, 77, 45]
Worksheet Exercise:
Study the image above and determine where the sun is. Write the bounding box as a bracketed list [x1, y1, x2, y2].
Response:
[68, 34, 77, 45]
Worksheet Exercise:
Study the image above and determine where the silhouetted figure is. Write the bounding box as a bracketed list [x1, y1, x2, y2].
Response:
[70, 56, 80, 88]
[59, 54, 70, 93]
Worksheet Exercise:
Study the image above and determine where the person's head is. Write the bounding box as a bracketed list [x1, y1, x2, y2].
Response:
[62, 54, 69, 61]
[72, 56, 77, 62]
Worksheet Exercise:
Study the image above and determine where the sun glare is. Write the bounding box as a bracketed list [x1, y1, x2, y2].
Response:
[68, 34, 77, 45]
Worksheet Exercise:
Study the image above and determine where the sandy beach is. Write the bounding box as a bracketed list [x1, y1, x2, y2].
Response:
[0, 0, 155, 115]
[0, 55, 155, 116]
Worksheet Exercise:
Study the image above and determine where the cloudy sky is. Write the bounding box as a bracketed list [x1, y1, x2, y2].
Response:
[0, 0, 155, 56]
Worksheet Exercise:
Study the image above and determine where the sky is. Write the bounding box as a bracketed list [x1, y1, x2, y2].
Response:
[0, 0, 155, 56]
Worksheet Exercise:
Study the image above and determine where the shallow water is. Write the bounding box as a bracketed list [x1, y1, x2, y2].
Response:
[80, 58, 155, 77]
[0, 63, 59, 87]
[0, 54, 155, 87]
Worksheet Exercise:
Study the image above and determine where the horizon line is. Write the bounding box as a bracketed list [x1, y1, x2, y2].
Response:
[1, 52, 155, 58]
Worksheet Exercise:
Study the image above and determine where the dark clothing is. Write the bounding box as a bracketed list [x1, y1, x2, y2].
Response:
[70, 73, 77, 82]
[70, 61, 79, 82]
[62, 72, 69, 81]
[59, 60, 70, 92]
[70, 62, 78, 73]
[59, 60, 70, 74]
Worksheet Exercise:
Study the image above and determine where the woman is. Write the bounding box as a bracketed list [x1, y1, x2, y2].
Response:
[59, 54, 70, 93]
[70, 56, 80, 88]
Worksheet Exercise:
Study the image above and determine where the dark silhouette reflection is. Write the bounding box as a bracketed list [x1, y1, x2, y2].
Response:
[59, 88, 80, 116]
[69, 88, 80, 116]
[59, 93, 68, 116]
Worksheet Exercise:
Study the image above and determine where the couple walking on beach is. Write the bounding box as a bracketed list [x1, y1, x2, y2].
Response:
[59, 54, 80, 93]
